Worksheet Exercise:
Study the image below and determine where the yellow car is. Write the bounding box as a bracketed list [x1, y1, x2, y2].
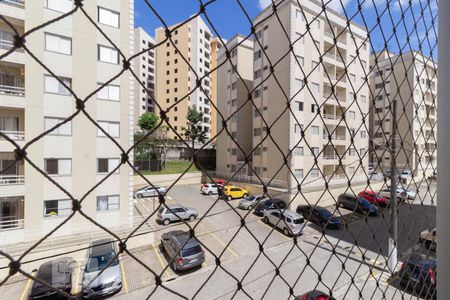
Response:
[222, 186, 249, 200]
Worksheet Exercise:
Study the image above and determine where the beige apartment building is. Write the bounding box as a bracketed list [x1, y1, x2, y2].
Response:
[369, 51, 437, 175]
[216, 35, 254, 175]
[134, 27, 156, 131]
[155, 16, 217, 141]
[0, 0, 134, 243]
[216, 0, 370, 190]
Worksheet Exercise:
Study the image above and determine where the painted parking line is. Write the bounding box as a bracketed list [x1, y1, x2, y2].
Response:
[257, 220, 290, 240]
[152, 242, 174, 280]
[19, 271, 36, 300]
[209, 232, 239, 258]
[72, 261, 82, 295]
[119, 255, 129, 294]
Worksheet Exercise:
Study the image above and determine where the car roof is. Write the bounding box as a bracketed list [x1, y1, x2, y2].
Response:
[164, 230, 199, 248]
[37, 257, 73, 275]
[164, 204, 185, 209]
[90, 238, 115, 255]
[269, 209, 302, 219]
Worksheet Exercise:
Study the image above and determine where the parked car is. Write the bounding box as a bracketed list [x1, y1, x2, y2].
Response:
[357, 190, 389, 207]
[419, 228, 436, 251]
[157, 204, 198, 225]
[82, 239, 122, 299]
[254, 198, 287, 216]
[369, 172, 384, 181]
[296, 290, 336, 300]
[133, 185, 166, 198]
[263, 209, 305, 236]
[238, 195, 266, 210]
[221, 186, 249, 200]
[400, 170, 413, 183]
[398, 253, 436, 299]
[160, 230, 205, 271]
[296, 205, 342, 229]
[337, 194, 379, 216]
[200, 183, 223, 195]
[428, 171, 437, 181]
[29, 257, 75, 300]
[379, 187, 407, 202]
[398, 186, 417, 200]
[213, 179, 226, 186]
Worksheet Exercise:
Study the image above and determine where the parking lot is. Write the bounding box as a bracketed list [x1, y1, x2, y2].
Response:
[1, 180, 436, 299]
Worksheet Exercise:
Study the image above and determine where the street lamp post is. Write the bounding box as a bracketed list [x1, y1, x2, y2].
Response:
[388, 100, 398, 273]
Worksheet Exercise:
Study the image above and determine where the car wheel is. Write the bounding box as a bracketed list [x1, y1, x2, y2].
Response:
[136, 193, 143, 199]
[227, 196, 232, 201]
[243, 193, 248, 198]
[283, 228, 290, 236]
[189, 215, 196, 221]
[264, 216, 269, 224]
[162, 219, 170, 226]
[247, 205, 253, 211]
[208, 191, 213, 196]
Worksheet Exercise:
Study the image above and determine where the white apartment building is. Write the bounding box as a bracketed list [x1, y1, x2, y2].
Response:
[369, 51, 437, 175]
[156, 16, 216, 140]
[247, 0, 370, 190]
[134, 27, 156, 131]
[0, 0, 134, 243]
[216, 35, 254, 175]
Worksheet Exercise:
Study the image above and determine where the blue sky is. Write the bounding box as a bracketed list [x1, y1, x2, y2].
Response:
[135, 0, 437, 58]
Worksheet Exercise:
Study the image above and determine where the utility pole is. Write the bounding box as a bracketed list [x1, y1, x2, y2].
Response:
[388, 99, 398, 273]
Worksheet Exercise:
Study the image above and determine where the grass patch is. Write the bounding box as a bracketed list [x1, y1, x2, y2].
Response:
[135, 161, 199, 175]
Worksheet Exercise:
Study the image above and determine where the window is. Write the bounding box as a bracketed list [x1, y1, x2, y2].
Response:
[296, 55, 304, 66]
[311, 104, 319, 113]
[295, 78, 303, 91]
[295, 33, 304, 44]
[294, 147, 304, 156]
[44, 199, 71, 217]
[45, 33, 71, 55]
[45, 158, 71, 175]
[254, 148, 261, 156]
[97, 83, 120, 101]
[311, 83, 320, 93]
[349, 148, 356, 156]
[231, 148, 237, 155]
[44, 75, 71, 95]
[314, 20, 320, 28]
[254, 89, 261, 98]
[349, 166, 355, 174]
[350, 74, 356, 82]
[253, 128, 262, 136]
[98, 45, 119, 64]
[46, 0, 72, 12]
[97, 121, 120, 138]
[254, 69, 262, 79]
[314, 40, 320, 49]
[360, 131, 366, 138]
[295, 101, 304, 111]
[359, 148, 365, 155]
[98, 7, 120, 28]
[311, 147, 319, 156]
[311, 126, 319, 135]
[254, 50, 262, 60]
[231, 82, 237, 90]
[97, 195, 119, 212]
[296, 10, 304, 21]
[311, 168, 319, 177]
[294, 169, 304, 178]
[44, 117, 71, 136]
[231, 49, 237, 57]
[375, 83, 384, 89]
[295, 124, 303, 133]
[360, 95, 367, 103]
[349, 111, 356, 119]
[97, 158, 120, 174]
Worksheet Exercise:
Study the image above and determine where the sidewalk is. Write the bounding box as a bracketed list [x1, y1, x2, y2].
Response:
[134, 172, 202, 188]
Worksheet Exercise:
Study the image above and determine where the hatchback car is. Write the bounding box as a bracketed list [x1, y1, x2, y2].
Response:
[419, 228, 436, 251]
[379, 187, 407, 202]
[398, 253, 436, 299]
[30, 257, 75, 299]
[238, 195, 266, 210]
[200, 183, 222, 195]
[254, 198, 287, 216]
[337, 194, 379, 216]
[296, 290, 336, 300]
[296, 205, 342, 229]
[263, 209, 305, 236]
[357, 190, 389, 207]
[134, 185, 166, 198]
[157, 205, 198, 225]
[82, 239, 122, 299]
[222, 186, 249, 200]
[160, 230, 205, 271]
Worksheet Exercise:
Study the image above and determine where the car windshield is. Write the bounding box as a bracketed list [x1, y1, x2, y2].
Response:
[158, 207, 164, 214]
[245, 196, 256, 201]
[359, 198, 372, 208]
[85, 252, 118, 273]
[292, 218, 304, 224]
[318, 209, 332, 218]
[181, 245, 202, 257]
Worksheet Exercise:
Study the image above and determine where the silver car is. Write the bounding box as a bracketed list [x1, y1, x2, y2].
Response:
[200, 183, 222, 195]
[157, 204, 198, 225]
[263, 209, 305, 236]
[82, 239, 122, 299]
[134, 185, 166, 198]
[238, 195, 266, 210]
[161, 230, 205, 271]
[380, 187, 407, 201]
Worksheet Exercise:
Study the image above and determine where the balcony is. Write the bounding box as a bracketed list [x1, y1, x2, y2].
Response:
[0, 196, 24, 231]
[0, 174, 24, 185]
[323, 134, 346, 140]
[0, 0, 25, 20]
[0, 62, 25, 108]
[323, 92, 346, 102]
[0, 0, 24, 8]
[0, 130, 24, 140]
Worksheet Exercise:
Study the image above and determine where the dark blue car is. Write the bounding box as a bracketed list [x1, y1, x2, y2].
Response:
[254, 198, 286, 216]
[337, 194, 379, 216]
[296, 205, 342, 229]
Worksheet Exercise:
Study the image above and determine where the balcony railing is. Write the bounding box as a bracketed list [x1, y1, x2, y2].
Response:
[0, 217, 24, 231]
[324, 30, 334, 38]
[323, 154, 339, 160]
[0, 130, 25, 140]
[324, 52, 335, 59]
[323, 92, 346, 102]
[0, 84, 25, 96]
[0, 38, 24, 52]
[0, 174, 25, 185]
[323, 113, 337, 120]
[323, 134, 346, 140]
[0, 0, 24, 8]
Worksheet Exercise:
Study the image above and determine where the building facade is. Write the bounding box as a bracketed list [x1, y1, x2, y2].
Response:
[369, 51, 437, 176]
[0, 0, 134, 243]
[134, 27, 156, 131]
[155, 16, 215, 141]
[216, 35, 254, 176]
[217, 0, 370, 190]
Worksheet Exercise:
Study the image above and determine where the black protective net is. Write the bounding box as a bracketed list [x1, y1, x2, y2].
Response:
[0, 0, 438, 299]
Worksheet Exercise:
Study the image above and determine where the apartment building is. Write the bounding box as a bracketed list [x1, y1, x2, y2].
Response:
[209, 37, 222, 138]
[227, 0, 370, 190]
[0, 0, 134, 243]
[216, 35, 254, 175]
[369, 51, 437, 175]
[134, 27, 156, 131]
[155, 16, 215, 141]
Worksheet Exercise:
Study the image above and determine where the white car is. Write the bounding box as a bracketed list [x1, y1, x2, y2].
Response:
[398, 186, 417, 200]
[400, 170, 413, 183]
[200, 183, 222, 195]
[134, 185, 166, 198]
[380, 187, 406, 201]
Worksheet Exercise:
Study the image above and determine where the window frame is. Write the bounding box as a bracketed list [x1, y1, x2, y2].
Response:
[43, 199, 71, 217]
[44, 158, 72, 176]
[96, 195, 120, 212]
[44, 116, 72, 136]
[44, 32, 72, 55]
[97, 44, 119, 64]
[97, 6, 120, 28]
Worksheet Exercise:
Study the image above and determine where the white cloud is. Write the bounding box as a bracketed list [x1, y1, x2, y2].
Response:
[324, 0, 352, 14]
[258, 0, 272, 10]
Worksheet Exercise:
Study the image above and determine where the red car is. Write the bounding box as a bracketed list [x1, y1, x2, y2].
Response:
[358, 190, 389, 207]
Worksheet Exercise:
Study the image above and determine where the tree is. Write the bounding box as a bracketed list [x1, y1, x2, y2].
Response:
[182, 107, 208, 152]
[138, 112, 159, 131]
